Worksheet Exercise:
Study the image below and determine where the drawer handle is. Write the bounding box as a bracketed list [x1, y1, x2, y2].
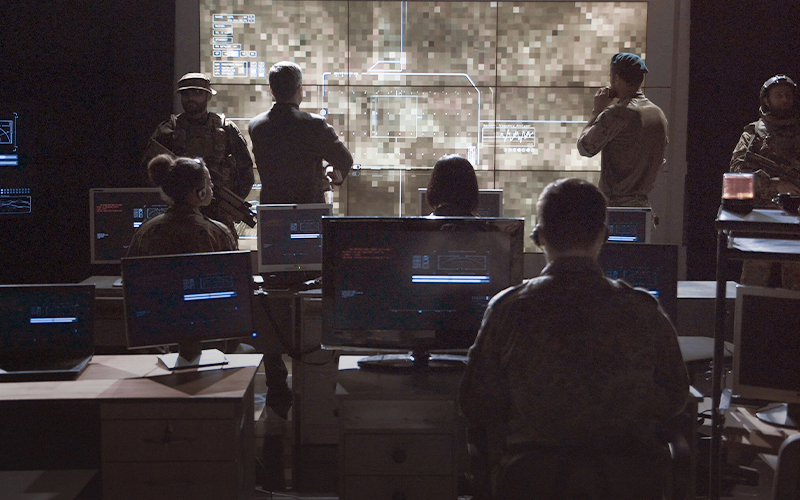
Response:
[391, 448, 407, 464]
[141, 423, 193, 445]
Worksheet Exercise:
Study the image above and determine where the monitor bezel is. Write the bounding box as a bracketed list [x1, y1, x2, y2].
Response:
[418, 188, 504, 217]
[732, 285, 800, 406]
[597, 242, 678, 325]
[0, 283, 96, 356]
[120, 250, 254, 350]
[606, 207, 653, 244]
[321, 216, 525, 352]
[256, 203, 333, 274]
[89, 187, 167, 265]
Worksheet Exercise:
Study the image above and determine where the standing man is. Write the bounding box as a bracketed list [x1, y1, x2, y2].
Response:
[730, 74, 800, 289]
[143, 72, 254, 235]
[249, 61, 353, 204]
[459, 178, 689, 499]
[578, 53, 668, 207]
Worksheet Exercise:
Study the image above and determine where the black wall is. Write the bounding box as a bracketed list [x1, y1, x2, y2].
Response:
[2, 0, 799, 284]
[1, 1, 174, 284]
[686, 0, 800, 280]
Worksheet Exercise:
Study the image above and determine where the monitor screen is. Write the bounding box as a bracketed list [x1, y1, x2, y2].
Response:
[121, 251, 254, 361]
[257, 203, 332, 273]
[606, 207, 652, 243]
[322, 216, 524, 357]
[598, 243, 678, 324]
[0, 284, 95, 356]
[733, 285, 800, 408]
[90, 188, 169, 264]
[418, 188, 503, 217]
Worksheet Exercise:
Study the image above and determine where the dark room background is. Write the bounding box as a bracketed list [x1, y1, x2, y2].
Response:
[1, 0, 799, 284]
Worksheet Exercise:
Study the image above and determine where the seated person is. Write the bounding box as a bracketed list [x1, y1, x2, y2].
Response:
[459, 178, 689, 500]
[127, 154, 237, 257]
[427, 154, 480, 216]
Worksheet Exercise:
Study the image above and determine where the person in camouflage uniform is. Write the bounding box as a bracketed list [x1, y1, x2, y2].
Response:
[730, 75, 800, 290]
[127, 155, 236, 257]
[459, 178, 689, 499]
[578, 53, 668, 208]
[143, 73, 254, 236]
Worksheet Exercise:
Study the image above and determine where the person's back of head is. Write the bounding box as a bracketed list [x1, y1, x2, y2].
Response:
[610, 52, 648, 89]
[535, 178, 607, 253]
[147, 154, 207, 206]
[269, 61, 303, 103]
[427, 154, 479, 216]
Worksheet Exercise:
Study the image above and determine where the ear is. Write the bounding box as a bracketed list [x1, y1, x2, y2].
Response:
[196, 187, 208, 202]
[531, 225, 541, 247]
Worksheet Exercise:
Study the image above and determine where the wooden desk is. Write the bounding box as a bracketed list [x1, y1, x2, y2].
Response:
[335, 356, 464, 500]
[0, 354, 262, 500]
[723, 406, 799, 454]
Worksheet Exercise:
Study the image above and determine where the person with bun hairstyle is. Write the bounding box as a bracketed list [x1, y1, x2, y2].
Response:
[427, 154, 480, 216]
[126, 154, 237, 257]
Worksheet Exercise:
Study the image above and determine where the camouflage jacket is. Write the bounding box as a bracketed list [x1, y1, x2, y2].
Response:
[730, 111, 800, 204]
[126, 205, 237, 258]
[145, 112, 254, 199]
[459, 256, 689, 466]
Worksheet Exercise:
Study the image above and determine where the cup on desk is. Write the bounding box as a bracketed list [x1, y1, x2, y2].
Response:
[722, 173, 755, 214]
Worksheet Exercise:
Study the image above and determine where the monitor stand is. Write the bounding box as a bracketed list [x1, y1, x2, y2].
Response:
[756, 402, 800, 429]
[357, 348, 467, 373]
[158, 341, 228, 370]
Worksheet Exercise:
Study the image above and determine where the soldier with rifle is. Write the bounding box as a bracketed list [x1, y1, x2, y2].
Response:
[142, 73, 255, 237]
[730, 74, 800, 289]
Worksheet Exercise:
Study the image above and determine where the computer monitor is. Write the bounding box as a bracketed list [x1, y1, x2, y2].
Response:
[598, 243, 678, 325]
[733, 285, 800, 428]
[418, 188, 504, 217]
[606, 207, 653, 243]
[257, 203, 332, 275]
[322, 216, 524, 371]
[90, 188, 169, 264]
[121, 250, 255, 369]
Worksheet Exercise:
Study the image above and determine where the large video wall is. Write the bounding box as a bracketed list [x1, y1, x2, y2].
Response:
[190, 0, 679, 250]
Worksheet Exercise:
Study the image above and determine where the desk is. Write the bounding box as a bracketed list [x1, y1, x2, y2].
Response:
[724, 406, 799, 455]
[335, 357, 464, 500]
[711, 208, 800, 499]
[0, 354, 262, 500]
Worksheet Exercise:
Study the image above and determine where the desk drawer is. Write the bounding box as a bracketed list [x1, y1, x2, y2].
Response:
[103, 461, 238, 500]
[343, 433, 452, 475]
[102, 419, 238, 461]
[343, 475, 455, 500]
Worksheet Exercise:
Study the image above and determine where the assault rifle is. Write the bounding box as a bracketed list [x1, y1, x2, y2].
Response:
[145, 139, 256, 227]
[743, 150, 800, 191]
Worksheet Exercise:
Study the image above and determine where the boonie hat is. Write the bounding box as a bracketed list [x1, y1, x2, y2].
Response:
[176, 73, 217, 95]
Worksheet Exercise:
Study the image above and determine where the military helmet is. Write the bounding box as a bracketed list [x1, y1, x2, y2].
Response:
[759, 74, 796, 108]
[176, 72, 217, 95]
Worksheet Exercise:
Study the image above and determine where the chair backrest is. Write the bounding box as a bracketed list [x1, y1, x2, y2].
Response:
[493, 445, 670, 500]
[773, 433, 800, 500]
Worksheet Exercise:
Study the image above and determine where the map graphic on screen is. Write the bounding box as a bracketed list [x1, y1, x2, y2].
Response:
[191, 0, 650, 248]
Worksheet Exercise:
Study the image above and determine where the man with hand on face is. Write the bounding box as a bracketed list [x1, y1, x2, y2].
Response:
[142, 73, 254, 237]
[578, 53, 668, 208]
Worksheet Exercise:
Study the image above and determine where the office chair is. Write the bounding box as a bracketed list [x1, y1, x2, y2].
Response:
[467, 396, 697, 500]
[773, 433, 800, 500]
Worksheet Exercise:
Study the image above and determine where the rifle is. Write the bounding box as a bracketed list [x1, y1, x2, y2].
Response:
[146, 139, 257, 227]
[743, 150, 800, 191]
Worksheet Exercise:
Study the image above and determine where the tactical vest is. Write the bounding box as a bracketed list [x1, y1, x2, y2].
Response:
[170, 112, 235, 184]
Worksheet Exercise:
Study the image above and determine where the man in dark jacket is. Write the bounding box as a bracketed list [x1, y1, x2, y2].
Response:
[249, 61, 353, 204]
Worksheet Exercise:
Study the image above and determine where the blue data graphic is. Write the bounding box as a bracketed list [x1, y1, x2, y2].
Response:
[0, 114, 18, 152]
[0, 188, 32, 214]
